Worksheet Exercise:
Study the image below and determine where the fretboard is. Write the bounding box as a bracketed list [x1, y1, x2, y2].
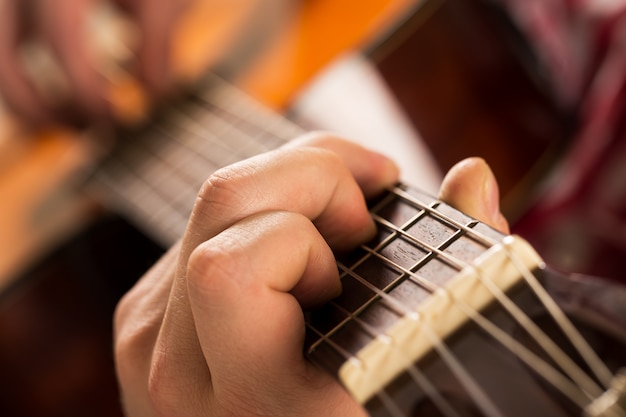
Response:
[90, 74, 303, 246]
[87, 75, 623, 417]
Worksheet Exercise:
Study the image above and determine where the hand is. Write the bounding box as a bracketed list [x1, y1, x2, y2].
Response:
[0, 0, 192, 125]
[113, 133, 509, 417]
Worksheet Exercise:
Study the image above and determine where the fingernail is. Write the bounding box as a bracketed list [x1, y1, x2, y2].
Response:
[482, 168, 501, 223]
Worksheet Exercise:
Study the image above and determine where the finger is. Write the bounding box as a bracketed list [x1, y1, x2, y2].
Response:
[438, 157, 510, 234]
[127, 0, 192, 96]
[287, 131, 401, 199]
[187, 211, 366, 416]
[37, 0, 110, 120]
[113, 242, 180, 417]
[184, 135, 398, 258]
[0, 0, 52, 124]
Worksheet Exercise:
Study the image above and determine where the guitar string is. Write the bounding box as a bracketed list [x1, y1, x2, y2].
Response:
[94, 78, 298, 246]
[386, 186, 612, 391]
[375, 388, 410, 417]
[369, 196, 604, 398]
[418, 319, 506, 417]
[306, 190, 600, 409]
[502, 240, 614, 388]
[95, 78, 612, 412]
[306, 294, 473, 417]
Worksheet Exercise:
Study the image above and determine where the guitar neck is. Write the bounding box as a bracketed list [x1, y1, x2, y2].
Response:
[88, 71, 626, 417]
[89, 74, 303, 246]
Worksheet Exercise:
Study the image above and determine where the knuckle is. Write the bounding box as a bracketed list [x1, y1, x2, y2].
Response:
[113, 299, 156, 376]
[194, 166, 250, 223]
[187, 239, 241, 294]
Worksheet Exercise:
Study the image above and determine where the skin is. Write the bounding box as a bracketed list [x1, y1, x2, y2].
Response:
[113, 132, 510, 417]
[0, 0, 191, 125]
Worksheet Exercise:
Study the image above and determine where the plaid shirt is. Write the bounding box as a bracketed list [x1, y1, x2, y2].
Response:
[501, 0, 626, 281]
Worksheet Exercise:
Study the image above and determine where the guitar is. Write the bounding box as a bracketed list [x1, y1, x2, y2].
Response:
[90, 73, 626, 417]
[1, 1, 624, 416]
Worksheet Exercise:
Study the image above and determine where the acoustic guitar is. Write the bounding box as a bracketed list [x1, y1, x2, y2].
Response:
[1, 0, 624, 416]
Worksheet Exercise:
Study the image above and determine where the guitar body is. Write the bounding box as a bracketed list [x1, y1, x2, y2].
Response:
[1, 1, 625, 416]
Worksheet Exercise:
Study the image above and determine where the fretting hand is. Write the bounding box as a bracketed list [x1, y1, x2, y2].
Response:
[113, 132, 509, 417]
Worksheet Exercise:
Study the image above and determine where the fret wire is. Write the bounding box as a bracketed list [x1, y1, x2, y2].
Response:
[338, 263, 416, 316]
[502, 240, 614, 389]
[307, 267, 408, 354]
[305, 321, 362, 367]
[372, 212, 472, 271]
[359, 245, 439, 294]
[390, 186, 500, 247]
[331, 196, 475, 320]
[331, 299, 393, 343]
[306, 292, 388, 354]
[312, 197, 481, 354]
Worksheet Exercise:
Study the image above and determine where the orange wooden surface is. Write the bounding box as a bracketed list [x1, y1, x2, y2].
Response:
[0, 0, 417, 288]
[239, 0, 417, 108]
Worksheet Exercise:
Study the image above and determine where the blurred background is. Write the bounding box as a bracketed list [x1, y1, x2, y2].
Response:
[1, 0, 625, 415]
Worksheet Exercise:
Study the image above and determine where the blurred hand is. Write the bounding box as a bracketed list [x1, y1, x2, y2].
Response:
[0, 0, 193, 126]
[113, 133, 509, 417]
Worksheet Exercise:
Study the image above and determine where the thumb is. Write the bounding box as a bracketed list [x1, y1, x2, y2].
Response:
[438, 157, 510, 234]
